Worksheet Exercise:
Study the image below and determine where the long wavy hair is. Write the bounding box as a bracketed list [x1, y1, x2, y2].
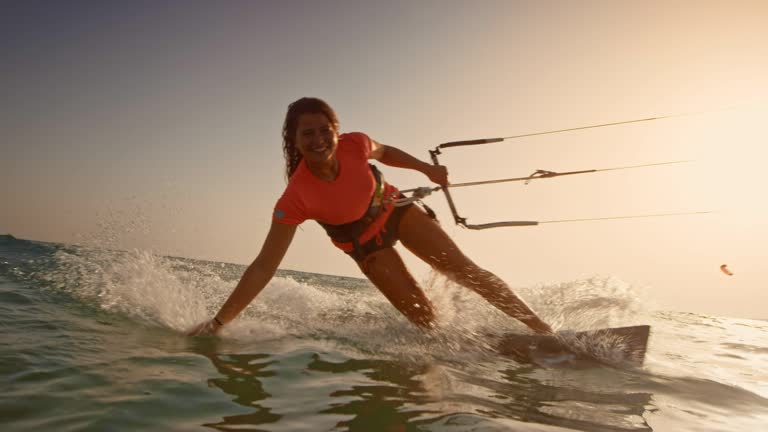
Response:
[282, 97, 340, 180]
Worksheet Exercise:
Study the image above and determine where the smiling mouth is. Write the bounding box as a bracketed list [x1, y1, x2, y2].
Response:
[311, 146, 328, 153]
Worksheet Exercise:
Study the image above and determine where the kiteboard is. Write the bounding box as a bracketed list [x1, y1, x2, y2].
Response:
[496, 325, 650, 367]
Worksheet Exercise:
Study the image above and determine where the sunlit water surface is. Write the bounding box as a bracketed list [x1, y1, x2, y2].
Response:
[1, 235, 767, 431]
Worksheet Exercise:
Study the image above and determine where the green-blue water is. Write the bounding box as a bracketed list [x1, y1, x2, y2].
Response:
[2, 234, 767, 431]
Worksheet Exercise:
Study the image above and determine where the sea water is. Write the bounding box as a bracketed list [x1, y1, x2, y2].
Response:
[1, 234, 767, 431]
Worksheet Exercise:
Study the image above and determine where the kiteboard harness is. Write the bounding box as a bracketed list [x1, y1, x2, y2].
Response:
[317, 164, 435, 262]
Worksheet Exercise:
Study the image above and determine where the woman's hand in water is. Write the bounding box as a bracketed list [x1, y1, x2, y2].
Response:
[186, 319, 222, 336]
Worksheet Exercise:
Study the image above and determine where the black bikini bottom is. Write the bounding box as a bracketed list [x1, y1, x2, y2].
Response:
[344, 201, 413, 263]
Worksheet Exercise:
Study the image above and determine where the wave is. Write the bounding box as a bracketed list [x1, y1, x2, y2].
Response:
[4, 235, 768, 431]
[16, 240, 658, 368]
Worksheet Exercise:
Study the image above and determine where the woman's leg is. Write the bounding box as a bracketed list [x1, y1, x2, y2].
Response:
[357, 247, 436, 329]
[397, 205, 553, 334]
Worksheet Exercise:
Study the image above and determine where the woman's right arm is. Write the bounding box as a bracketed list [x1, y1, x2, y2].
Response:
[187, 220, 298, 336]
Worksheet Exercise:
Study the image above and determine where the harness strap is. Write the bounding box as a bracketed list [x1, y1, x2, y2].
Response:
[388, 187, 438, 222]
[317, 164, 387, 260]
[318, 165, 438, 262]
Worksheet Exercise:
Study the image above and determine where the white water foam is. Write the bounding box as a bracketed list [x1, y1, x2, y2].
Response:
[43, 239, 649, 368]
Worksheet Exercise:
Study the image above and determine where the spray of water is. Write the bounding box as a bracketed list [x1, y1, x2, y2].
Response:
[34, 191, 649, 367]
[42, 243, 649, 366]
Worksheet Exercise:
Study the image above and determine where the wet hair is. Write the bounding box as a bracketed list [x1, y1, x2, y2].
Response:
[282, 97, 340, 179]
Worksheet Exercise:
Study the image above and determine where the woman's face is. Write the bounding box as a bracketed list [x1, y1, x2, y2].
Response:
[295, 112, 338, 167]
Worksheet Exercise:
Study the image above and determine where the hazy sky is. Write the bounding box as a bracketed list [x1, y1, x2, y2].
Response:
[2, 0, 767, 319]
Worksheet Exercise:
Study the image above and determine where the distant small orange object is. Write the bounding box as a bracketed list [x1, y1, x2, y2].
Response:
[720, 264, 733, 276]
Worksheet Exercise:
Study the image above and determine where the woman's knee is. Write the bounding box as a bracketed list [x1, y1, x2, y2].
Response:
[431, 252, 481, 281]
[443, 263, 506, 295]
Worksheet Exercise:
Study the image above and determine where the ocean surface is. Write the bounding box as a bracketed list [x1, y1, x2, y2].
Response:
[1, 233, 767, 431]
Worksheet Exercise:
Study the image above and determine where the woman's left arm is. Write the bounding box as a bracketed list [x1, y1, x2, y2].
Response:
[369, 140, 448, 187]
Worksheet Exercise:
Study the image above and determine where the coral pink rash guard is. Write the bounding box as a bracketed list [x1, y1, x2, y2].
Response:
[273, 132, 399, 252]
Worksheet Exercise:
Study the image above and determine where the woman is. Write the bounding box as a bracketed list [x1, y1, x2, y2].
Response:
[188, 97, 552, 336]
